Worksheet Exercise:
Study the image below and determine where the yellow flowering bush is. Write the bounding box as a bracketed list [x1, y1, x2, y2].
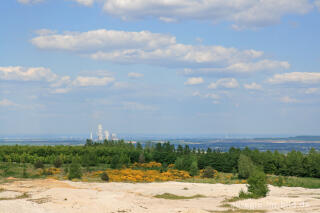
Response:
[88, 168, 190, 182]
[46, 167, 61, 175]
[132, 161, 162, 169]
[199, 168, 218, 178]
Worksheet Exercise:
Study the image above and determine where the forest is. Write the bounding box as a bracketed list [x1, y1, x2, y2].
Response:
[0, 139, 319, 179]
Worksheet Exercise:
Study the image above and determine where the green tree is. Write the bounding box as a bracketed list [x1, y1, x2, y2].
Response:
[247, 170, 269, 198]
[34, 160, 44, 169]
[68, 157, 82, 180]
[110, 155, 120, 169]
[53, 156, 63, 168]
[238, 154, 255, 179]
[138, 153, 145, 164]
[189, 161, 199, 177]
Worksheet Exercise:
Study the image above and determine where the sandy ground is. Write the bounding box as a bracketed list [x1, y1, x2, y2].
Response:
[0, 179, 320, 213]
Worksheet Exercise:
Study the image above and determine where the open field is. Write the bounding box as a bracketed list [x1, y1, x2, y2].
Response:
[1, 179, 320, 213]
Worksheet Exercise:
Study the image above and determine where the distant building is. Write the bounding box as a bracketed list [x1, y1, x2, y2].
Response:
[104, 130, 110, 140]
[97, 124, 103, 141]
[91, 124, 116, 141]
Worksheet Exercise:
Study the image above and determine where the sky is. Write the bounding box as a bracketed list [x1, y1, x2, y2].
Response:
[1, 0, 320, 136]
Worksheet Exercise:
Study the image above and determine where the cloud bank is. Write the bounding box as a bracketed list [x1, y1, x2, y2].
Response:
[103, 0, 314, 29]
[31, 29, 288, 75]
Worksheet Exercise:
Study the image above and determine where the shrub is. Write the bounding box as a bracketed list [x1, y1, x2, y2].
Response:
[34, 160, 44, 169]
[238, 154, 255, 179]
[53, 157, 63, 168]
[275, 176, 284, 187]
[22, 167, 28, 178]
[44, 168, 53, 176]
[202, 166, 216, 178]
[101, 172, 109, 182]
[64, 167, 69, 174]
[174, 157, 184, 170]
[247, 170, 269, 198]
[68, 157, 82, 180]
[110, 155, 120, 169]
[189, 161, 199, 177]
[138, 153, 145, 164]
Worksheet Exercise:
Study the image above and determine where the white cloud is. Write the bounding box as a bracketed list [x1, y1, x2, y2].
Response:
[128, 72, 144, 78]
[0, 66, 58, 82]
[17, 0, 43, 4]
[112, 82, 130, 89]
[268, 72, 320, 84]
[122, 101, 158, 111]
[244, 82, 262, 90]
[50, 88, 71, 94]
[159, 17, 176, 23]
[0, 66, 120, 95]
[31, 29, 175, 52]
[50, 76, 71, 88]
[315, 0, 320, 10]
[102, 0, 313, 29]
[0, 99, 19, 107]
[31, 29, 268, 68]
[183, 59, 290, 76]
[208, 78, 239, 89]
[184, 77, 204, 85]
[280, 96, 300, 103]
[223, 60, 290, 73]
[193, 91, 220, 100]
[305, 88, 319, 94]
[69, 0, 94, 6]
[72, 76, 115, 87]
[89, 45, 264, 67]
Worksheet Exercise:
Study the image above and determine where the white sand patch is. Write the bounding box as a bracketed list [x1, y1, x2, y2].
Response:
[0, 191, 23, 199]
[0, 179, 320, 213]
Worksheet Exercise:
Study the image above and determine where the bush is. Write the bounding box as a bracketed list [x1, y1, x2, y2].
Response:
[64, 167, 69, 174]
[34, 160, 44, 169]
[53, 157, 63, 168]
[202, 166, 216, 178]
[238, 154, 255, 179]
[275, 176, 284, 187]
[68, 157, 82, 180]
[22, 167, 28, 178]
[101, 172, 109, 182]
[247, 170, 269, 198]
[189, 161, 199, 177]
[138, 153, 145, 164]
[43, 168, 53, 176]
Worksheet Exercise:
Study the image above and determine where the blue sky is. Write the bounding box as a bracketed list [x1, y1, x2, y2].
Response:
[1, 0, 320, 136]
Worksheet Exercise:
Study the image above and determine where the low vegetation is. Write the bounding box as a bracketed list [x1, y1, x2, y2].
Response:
[154, 193, 205, 200]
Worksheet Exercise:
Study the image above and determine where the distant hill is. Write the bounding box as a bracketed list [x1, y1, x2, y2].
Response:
[255, 136, 320, 141]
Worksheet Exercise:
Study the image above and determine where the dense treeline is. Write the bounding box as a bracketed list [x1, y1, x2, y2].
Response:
[0, 139, 319, 178]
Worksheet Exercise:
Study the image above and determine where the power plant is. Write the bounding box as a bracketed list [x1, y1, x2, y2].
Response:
[90, 124, 118, 141]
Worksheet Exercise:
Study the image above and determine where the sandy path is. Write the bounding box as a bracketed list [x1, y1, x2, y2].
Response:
[0, 179, 320, 213]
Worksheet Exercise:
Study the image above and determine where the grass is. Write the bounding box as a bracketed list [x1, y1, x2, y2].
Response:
[27, 197, 50, 204]
[224, 197, 246, 203]
[268, 175, 320, 189]
[214, 198, 267, 213]
[154, 193, 206, 200]
[180, 173, 320, 189]
[0, 192, 29, 201]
